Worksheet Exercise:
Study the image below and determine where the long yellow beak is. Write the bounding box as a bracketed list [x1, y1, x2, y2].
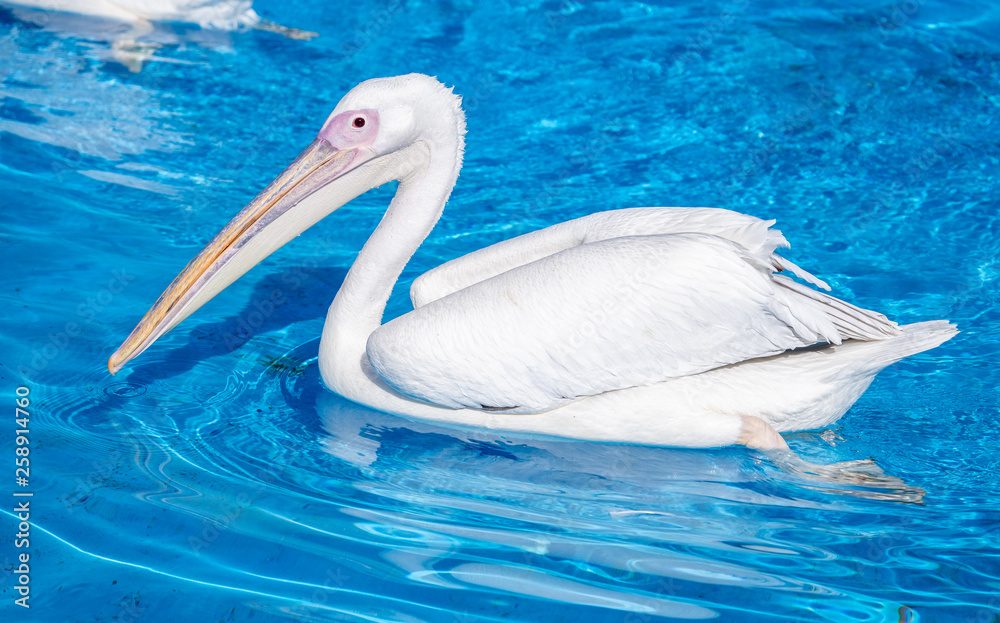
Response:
[108, 138, 369, 375]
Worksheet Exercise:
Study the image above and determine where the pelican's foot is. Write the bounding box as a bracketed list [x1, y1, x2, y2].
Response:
[769, 452, 926, 503]
[255, 19, 319, 40]
[738, 415, 789, 451]
[737, 416, 924, 502]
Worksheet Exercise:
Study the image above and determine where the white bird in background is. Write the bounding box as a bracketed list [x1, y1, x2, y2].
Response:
[108, 74, 956, 453]
[1, 0, 262, 29]
[1, 0, 315, 70]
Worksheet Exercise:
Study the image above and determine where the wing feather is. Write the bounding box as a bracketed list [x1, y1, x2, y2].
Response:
[371, 230, 899, 413]
[411, 207, 797, 307]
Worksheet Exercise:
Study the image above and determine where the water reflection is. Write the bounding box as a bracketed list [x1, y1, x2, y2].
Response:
[312, 390, 921, 619]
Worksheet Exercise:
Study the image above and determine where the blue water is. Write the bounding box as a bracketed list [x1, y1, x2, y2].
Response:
[1, 0, 998, 620]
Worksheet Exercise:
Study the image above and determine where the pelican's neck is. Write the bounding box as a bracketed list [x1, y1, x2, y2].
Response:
[319, 133, 463, 397]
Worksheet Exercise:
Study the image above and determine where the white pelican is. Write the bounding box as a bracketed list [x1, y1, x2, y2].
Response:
[1, 0, 258, 28]
[0, 0, 315, 36]
[108, 74, 956, 451]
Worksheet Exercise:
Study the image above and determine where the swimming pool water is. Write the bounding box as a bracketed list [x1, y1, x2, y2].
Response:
[1, 0, 998, 620]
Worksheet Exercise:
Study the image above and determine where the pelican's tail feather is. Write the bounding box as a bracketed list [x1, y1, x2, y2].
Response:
[773, 274, 903, 342]
[727, 319, 957, 433]
[856, 320, 958, 370]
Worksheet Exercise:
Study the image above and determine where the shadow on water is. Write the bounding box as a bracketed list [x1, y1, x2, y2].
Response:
[47, 266, 344, 434]
[124, 266, 346, 385]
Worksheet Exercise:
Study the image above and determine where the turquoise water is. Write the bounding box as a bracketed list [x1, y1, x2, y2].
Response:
[1, 0, 999, 620]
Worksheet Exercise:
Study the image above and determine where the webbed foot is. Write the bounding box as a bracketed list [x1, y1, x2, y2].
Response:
[769, 451, 925, 503]
[739, 416, 924, 503]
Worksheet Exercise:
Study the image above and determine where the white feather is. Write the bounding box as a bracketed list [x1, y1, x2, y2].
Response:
[372, 226, 899, 412]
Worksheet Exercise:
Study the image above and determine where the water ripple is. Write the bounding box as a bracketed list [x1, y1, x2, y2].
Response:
[3, 0, 999, 620]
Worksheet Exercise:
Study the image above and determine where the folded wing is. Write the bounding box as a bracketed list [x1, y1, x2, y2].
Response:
[370, 223, 899, 413]
[410, 207, 829, 308]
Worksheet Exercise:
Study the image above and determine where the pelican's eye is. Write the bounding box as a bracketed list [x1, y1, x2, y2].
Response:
[318, 109, 377, 147]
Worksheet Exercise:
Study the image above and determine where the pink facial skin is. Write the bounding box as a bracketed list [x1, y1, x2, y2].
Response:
[318, 109, 380, 150]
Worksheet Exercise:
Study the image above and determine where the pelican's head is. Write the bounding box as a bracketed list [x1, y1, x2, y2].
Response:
[326, 73, 466, 161]
[108, 74, 465, 374]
